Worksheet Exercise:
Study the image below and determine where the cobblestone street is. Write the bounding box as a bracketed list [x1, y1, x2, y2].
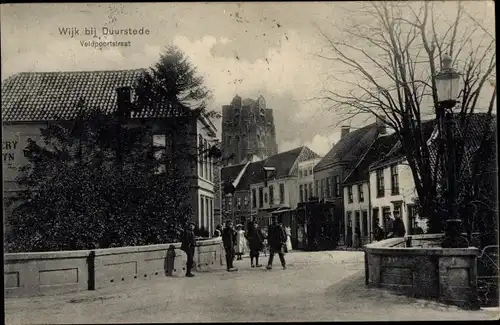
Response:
[5, 251, 498, 323]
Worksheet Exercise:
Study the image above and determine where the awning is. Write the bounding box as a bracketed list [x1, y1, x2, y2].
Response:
[271, 207, 293, 214]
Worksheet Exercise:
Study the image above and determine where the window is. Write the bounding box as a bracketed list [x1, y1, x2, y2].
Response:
[372, 208, 380, 228]
[209, 199, 213, 235]
[355, 211, 360, 230]
[309, 167, 313, 175]
[348, 186, 353, 203]
[393, 203, 402, 216]
[376, 169, 385, 197]
[258, 187, 264, 208]
[279, 184, 285, 204]
[326, 177, 331, 198]
[198, 135, 204, 178]
[244, 195, 249, 207]
[391, 165, 399, 195]
[308, 183, 313, 200]
[304, 185, 308, 203]
[321, 179, 325, 199]
[382, 207, 391, 233]
[299, 184, 304, 202]
[346, 211, 352, 227]
[358, 184, 364, 202]
[153, 134, 166, 174]
[205, 197, 209, 229]
[362, 211, 368, 236]
[252, 189, 257, 208]
[236, 197, 241, 210]
[315, 180, 319, 197]
[269, 185, 275, 206]
[200, 196, 204, 227]
[334, 175, 341, 197]
[204, 139, 208, 180]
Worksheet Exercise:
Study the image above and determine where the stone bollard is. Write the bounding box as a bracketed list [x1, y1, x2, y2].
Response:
[165, 245, 176, 276]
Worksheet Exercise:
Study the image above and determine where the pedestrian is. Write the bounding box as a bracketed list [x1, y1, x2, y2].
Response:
[373, 224, 384, 241]
[222, 219, 238, 272]
[180, 221, 197, 278]
[284, 225, 293, 253]
[392, 211, 406, 238]
[213, 224, 222, 238]
[246, 220, 265, 267]
[235, 224, 246, 260]
[353, 226, 361, 248]
[266, 216, 287, 270]
[346, 222, 353, 247]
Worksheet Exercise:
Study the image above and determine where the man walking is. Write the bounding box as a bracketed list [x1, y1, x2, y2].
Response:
[266, 216, 287, 270]
[181, 221, 197, 277]
[222, 219, 238, 272]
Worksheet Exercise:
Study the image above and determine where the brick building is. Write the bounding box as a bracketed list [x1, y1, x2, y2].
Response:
[2, 69, 218, 234]
[221, 95, 278, 166]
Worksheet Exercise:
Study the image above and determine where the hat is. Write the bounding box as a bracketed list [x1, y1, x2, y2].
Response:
[236, 224, 243, 228]
[187, 221, 196, 227]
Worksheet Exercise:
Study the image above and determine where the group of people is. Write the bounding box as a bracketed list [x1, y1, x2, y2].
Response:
[220, 217, 292, 272]
[345, 211, 407, 248]
[181, 216, 292, 277]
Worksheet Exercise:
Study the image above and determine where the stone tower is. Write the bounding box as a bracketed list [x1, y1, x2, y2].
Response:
[222, 95, 278, 166]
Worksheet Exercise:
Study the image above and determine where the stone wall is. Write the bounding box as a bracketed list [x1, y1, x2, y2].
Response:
[4, 238, 224, 298]
[365, 234, 480, 310]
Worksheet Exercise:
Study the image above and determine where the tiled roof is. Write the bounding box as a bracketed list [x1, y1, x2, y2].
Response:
[264, 146, 315, 179]
[314, 123, 380, 172]
[343, 133, 400, 185]
[235, 161, 266, 191]
[2, 70, 146, 122]
[220, 146, 320, 193]
[427, 113, 496, 181]
[221, 162, 248, 194]
[369, 119, 436, 170]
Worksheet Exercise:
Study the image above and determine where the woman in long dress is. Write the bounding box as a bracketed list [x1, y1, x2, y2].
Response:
[235, 224, 246, 260]
[285, 226, 293, 252]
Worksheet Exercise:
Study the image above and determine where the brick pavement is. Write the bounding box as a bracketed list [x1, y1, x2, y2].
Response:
[4, 251, 498, 323]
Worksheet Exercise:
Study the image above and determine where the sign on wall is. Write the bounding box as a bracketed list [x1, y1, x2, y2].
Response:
[2, 134, 37, 182]
[2, 136, 21, 169]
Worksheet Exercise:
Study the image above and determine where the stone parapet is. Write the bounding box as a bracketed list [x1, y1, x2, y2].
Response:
[4, 238, 223, 298]
[365, 234, 480, 310]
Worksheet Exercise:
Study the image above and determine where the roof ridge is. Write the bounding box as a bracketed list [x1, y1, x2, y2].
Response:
[342, 137, 378, 184]
[13, 69, 145, 75]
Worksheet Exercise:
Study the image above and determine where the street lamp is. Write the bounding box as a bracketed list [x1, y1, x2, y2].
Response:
[435, 54, 467, 248]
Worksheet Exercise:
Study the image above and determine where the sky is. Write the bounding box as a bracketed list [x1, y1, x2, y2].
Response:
[1, 2, 495, 156]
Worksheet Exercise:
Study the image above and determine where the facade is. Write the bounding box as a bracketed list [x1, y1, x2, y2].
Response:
[367, 119, 436, 238]
[368, 158, 419, 236]
[221, 95, 278, 166]
[313, 122, 385, 243]
[1, 70, 217, 234]
[342, 130, 399, 245]
[297, 158, 322, 203]
[220, 146, 320, 226]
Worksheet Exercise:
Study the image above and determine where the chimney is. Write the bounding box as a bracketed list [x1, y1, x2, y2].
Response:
[117, 87, 131, 118]
[376, 116, 387, 135]
[341, 126, 350, 139]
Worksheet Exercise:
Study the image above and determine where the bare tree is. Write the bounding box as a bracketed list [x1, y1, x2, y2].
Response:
[314, 1, 496, 233]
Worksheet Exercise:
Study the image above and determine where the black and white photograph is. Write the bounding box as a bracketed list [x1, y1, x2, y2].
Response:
[2, 1, 498, 323]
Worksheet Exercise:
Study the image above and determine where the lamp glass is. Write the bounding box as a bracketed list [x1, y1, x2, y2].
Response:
[435, 70, 461, 103]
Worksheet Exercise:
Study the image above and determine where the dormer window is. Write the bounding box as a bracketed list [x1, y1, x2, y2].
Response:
[264, 166, 276, 179]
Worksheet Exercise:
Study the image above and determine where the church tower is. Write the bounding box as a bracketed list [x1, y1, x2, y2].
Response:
[221, 95, 278, 166]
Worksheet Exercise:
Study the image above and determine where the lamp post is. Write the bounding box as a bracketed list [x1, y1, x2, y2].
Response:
[434, 54, 467, 248]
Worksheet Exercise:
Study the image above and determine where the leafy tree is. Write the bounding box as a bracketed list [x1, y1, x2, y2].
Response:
[6, 46, 226, 252]
[314, 1, 496, 233]
[5, 108, 173, 252]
